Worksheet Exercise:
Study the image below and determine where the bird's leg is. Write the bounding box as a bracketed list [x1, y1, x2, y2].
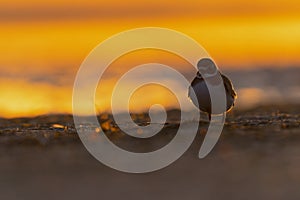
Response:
[208, 113, 211, 121]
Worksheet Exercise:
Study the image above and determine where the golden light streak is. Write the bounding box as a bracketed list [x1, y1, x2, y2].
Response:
[0, 0, 300, 117]
[0, 79, 72, 118]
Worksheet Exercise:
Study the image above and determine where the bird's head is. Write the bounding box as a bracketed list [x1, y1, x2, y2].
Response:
[197, 58, 218, 78]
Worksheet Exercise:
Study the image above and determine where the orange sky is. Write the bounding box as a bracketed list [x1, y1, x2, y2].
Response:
[0, 0, 300, 117]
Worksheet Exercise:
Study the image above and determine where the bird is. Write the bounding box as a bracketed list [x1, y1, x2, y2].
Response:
[188, 58, 237, 120]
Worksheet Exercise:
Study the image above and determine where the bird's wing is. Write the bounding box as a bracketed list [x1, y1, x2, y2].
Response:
[188, 75, 202, 100]
[221, 74, 237, 99]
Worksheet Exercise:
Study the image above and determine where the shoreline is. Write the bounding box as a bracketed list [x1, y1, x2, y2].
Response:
[0, 104, 299, 146]
[1, 104, 300, 200]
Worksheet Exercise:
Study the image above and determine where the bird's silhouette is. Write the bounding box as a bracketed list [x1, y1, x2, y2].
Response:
[188, 58, 237, 120]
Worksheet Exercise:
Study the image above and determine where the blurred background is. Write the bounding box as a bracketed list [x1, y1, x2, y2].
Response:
[1, 0, 300, 118]
[1, 1, 300, 200]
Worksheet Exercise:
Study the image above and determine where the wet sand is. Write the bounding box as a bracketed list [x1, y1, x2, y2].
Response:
[0, 104, 300, 200]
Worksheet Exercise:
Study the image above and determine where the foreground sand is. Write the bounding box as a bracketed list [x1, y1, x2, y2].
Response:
[0, 104, 299, 200]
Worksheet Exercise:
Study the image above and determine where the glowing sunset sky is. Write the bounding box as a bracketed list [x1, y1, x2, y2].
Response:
[0, 0, 300, 117]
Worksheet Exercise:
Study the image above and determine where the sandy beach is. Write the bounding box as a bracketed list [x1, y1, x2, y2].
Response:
[0, 104, 299, 200]
[1, 0, 300, 199]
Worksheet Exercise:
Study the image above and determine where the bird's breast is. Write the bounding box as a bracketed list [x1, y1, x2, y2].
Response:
[189, 78, 235, 114]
